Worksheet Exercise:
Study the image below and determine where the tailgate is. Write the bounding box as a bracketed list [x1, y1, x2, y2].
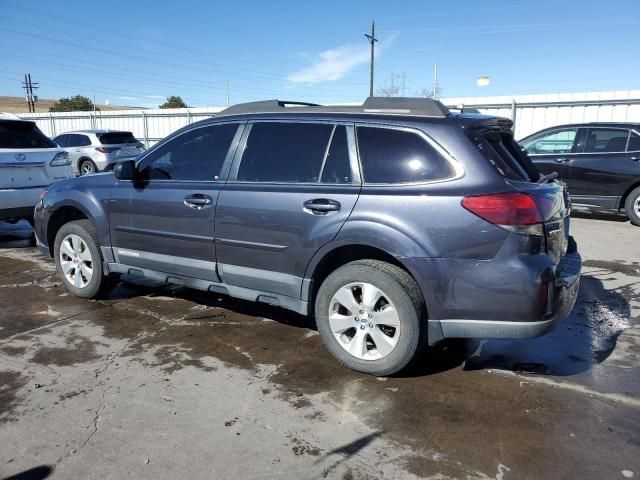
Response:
[0, 149, 69, 189]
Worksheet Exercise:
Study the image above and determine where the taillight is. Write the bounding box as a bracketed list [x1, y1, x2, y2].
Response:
[95, 147, 121, 153]
[461, 192, 544, 236]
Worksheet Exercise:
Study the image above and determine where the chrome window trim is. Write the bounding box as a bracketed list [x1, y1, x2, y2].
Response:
[354, 122, 465, 186]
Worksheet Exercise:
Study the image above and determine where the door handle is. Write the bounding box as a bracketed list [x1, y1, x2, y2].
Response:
[631, 156, 640, 162]
[555, 158, 570, 163]
[303, 198, 341, 214]
[184, 194, 213, 209]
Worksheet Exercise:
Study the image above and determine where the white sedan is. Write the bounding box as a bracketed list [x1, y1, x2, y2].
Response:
[0, 114, 73, 225]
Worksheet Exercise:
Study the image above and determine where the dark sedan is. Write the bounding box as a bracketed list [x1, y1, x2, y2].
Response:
[520, 122, 640, 225]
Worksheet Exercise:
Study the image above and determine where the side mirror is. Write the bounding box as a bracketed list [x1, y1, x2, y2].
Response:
[114, 159, 136, 180]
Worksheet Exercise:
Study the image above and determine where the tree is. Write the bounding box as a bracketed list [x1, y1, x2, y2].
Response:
[49, 95, 97, 112]
[416, 87, 442, 99]
[159, 96, 188, 109]
[376, 85, 400, 97]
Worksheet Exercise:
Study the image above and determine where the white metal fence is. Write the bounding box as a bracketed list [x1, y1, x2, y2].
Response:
[16, 90, 640, 144]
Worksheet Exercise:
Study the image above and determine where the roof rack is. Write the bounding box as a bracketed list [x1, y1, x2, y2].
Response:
[217, 96, 450, 118]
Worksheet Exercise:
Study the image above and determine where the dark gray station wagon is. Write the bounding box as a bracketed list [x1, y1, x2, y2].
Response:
[34, 97, 581, 375]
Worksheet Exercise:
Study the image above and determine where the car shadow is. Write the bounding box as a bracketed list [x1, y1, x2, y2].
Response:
[401, 272, 631, 378]
[0, 220, 34, 249]
[111, 269, 630, 380]
[571, 209, 628, 223]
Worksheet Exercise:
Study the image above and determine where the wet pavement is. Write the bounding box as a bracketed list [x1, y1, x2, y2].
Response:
[0, 216, 638, 480]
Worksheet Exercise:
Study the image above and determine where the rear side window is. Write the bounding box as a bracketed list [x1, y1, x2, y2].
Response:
[99, 131, 139, 145]
[140, 123, 238, 181]
[356, 126, 454, 184]
[583, 128, 628, 153]
[237, 122, 333, 183]
[67, 134, 91, 147]
[0, 120, 56, 149]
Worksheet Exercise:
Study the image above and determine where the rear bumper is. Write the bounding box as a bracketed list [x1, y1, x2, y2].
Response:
[0, 186, 45, 220]
[406, 237, 582, 345]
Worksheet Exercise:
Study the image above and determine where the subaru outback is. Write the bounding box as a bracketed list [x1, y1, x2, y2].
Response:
[33, 97, 581, 375]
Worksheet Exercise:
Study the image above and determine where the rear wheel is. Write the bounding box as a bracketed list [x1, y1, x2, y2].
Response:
[54, 220, 118, 298]
[625, 186, 640, 226]
[315, 260, 425, 376]
[79, 159, 97, 176]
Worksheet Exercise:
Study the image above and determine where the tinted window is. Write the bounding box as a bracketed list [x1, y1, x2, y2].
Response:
[140, 123, 238, 181]
[583, 128, 628, 153]
[53, 134, 68, 147]
[321, 126, 353, 184]
[628, 132, 640, 151]
[482, 132, 539, 181]
[66, 134, 91, 147]
[0, 120, 56, 149]
[237, 122, 333, 183]
[522, 129, 578, 155]
[357, 126, 454, 183]
[99, 131, 138, 145]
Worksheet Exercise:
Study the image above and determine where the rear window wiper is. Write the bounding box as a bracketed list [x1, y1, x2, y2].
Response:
[537, 171, 558, 184]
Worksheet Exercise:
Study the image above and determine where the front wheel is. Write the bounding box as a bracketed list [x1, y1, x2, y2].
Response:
[315, 260, 426, 376]
[54, 220, 117, 298]
[625, 186, 640, 226]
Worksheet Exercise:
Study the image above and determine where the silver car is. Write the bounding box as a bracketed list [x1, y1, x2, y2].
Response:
[53, 130, 145, 176]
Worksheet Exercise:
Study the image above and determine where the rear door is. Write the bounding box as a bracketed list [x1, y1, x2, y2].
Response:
[567, 127, 638, 207]
[214, 121, 360, 299]
[521, 127, 581, 183]
[0, 120, 70, 191]
[110, 122, 242, 281]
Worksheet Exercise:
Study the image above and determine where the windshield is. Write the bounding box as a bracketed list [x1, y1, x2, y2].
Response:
[0, 120, 57, 149]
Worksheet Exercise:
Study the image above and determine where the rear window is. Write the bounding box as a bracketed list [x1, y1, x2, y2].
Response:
[356, 126, 454, 184]
[0, 120, 56, 149]
[479, 131, 540, 181]
[99, 131, 139, 145]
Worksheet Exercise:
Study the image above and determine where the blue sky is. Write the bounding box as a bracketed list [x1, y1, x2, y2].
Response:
[1, 0, 638, 108]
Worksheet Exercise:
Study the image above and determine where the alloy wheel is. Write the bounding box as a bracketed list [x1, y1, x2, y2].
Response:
[59, 234, 93, 288]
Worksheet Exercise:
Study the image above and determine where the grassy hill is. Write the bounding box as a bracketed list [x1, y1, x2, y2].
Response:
[0, 96, 140, 113]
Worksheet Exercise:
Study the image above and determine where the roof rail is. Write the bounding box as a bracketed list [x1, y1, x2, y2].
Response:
[219, 99, 321, 116]
[217, 96, 451, 118]
[362, 97, 450, 116]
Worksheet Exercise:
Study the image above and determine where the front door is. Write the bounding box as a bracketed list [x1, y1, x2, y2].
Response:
[110, 122, 242, 282]
[522, 127, 581, 185]
[215, 121, 361, 299]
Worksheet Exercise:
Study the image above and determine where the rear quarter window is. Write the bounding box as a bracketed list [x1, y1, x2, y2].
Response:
[0, 120, 56, 149]
[356, 126, 454, 184]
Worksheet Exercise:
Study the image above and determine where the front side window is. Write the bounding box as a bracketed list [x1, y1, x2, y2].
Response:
[139, 123, 238, 181]
[53, 135, 68, 147]
[356, 126, 454, 184]
[628, 132, 640, 151]
[237, 122, 333, 183]
[522, 129, 578, 155]
[583, 128, 629, 153]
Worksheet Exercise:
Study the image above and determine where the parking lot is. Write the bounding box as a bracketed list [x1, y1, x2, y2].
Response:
[0, 214, 638, 480]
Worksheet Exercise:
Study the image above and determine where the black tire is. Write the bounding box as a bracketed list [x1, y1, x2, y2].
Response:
[53, 219, 117, 298]
[79, 159, 98, 176]
[315, 260, 426, 376]
[625, 186, 640, 226]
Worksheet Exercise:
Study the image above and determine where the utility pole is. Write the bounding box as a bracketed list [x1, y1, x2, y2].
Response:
[22, 73, 39, 113]
[364, 20, 378, 97]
